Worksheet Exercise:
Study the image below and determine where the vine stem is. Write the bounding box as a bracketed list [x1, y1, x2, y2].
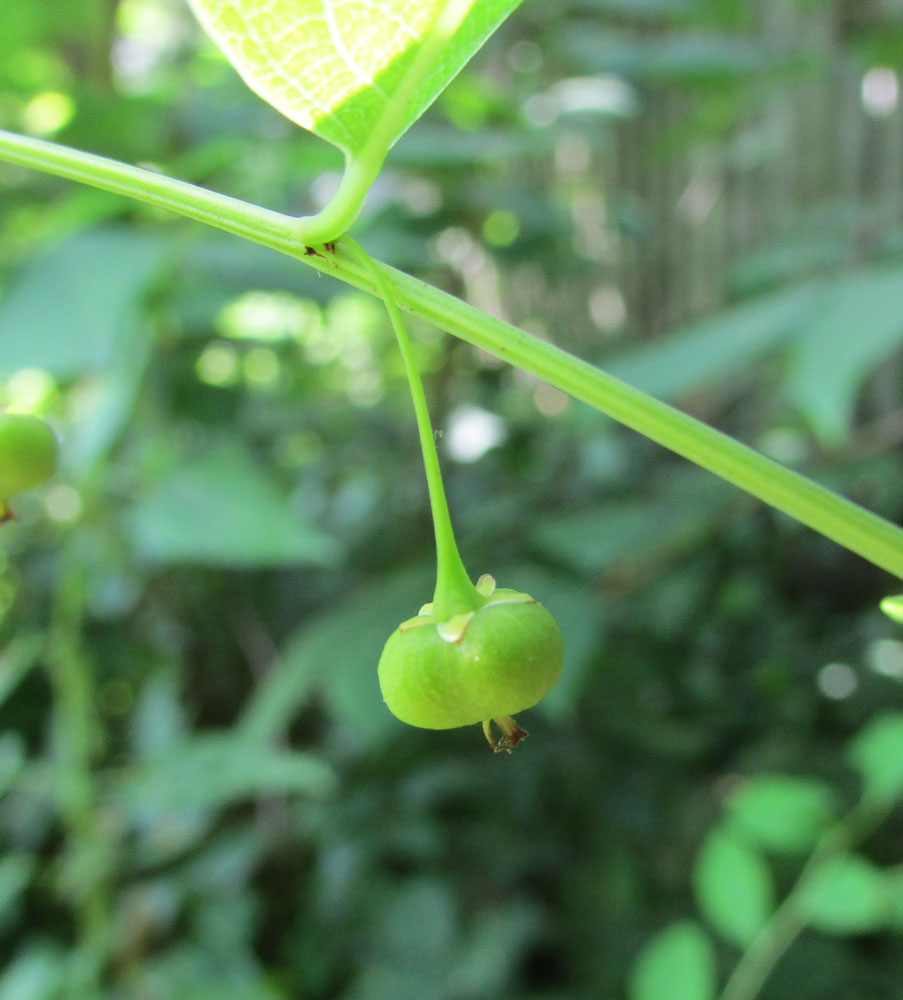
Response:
[289, 0, 481, 243]
[343, 237, 480, 618]
[717, 802, 885, 1000]
[2, 127, 903, 579]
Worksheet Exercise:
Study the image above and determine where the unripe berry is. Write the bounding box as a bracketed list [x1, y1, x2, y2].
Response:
[378, 576, 563, 751]
[0, 414, 58, 501]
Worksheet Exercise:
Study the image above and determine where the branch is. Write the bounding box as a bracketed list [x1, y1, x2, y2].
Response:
[2, 128, 903, 578]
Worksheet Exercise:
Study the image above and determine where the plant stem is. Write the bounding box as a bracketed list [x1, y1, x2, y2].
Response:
[291, 0, 480, 242]
[46, 549, 110, 995]
[717, 803, 885, 1000]
[344, 237, 480, 618]
[332, 250, 903, 581]
[2, 128, 903, 579]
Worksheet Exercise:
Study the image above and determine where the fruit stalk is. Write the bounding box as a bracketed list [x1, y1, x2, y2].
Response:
[343, 237, 481, 619]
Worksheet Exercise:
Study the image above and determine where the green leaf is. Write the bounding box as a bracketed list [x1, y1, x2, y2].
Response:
[530, 470, 730, 577]
[847, 711, 903, 806]
[607, 283, 816, 402]
[342, 879, 459, 1000]
[241, 565, 433, 746]
[123, 944, 285, 1000]
[628, 920, 718, 1000]
[0, 228, 167, 378]
[130, 671, 189, 759]
[372, 878, 457, 968]
[888, 868, 903, 932]
[0, 634, 42, 711]
[693, 826, 774, 947]
[0, 854, 34, 932]
[126, 440, 341, 568]
[0, 945, 67, 1000]
[111, 734, 336, 813]
[0, 733, 26, 797]
[803, 855, 890, 934]
[187, 0, 523, 157]
[784, 267, 903, 445]
[725, 776, 836, 854]
[449, 902, 542, 997]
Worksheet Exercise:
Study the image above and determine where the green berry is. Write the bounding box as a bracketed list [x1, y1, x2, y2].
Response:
[0, 413, 58, 500]
[378, 575, 563, 751]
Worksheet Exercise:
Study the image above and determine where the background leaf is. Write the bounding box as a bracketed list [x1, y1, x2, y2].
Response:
[187, 0, 524, 156]
[628, 920, 717, 1000]
[803, 855, 891, 935]
[725, 776, 837, 854]
[0, 634, 42, 711]
[530, 470, 730, 578]
[126, 440, 342, 567]
[0, 946, 67, 1000]
[606, 283, 816, 402]
[693, 826, 774, 948]
[241, 565, 433, 747]
[847, 712, 903, 807]
[0, 228, 166, 377]
[111, 734, 336, 813]
[784, 268, 903, 446]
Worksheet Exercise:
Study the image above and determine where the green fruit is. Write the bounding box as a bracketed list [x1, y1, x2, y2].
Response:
[0, 413, 58, 499]
[378, 576, 563, 750]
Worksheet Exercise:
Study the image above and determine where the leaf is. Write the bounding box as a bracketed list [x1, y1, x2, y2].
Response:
[847, 712, 903, 806]
[130, 671, 189, 760]
[725, 776, 837, 854]
[606, 282, 817, 402]
[0, 634, 42, 711]
[241, 565, 433, 746]
[123, 944, 285, 1000]
[0, 853, 34, 932]
[0, 228, 167, 378]
[0, 945, 67, 1000]
[448, 901, 542, 997]
[111, 734, 336, 813]
[126, 440, 341, 567]
[693, 826, 774, 948]
[803, 855, 890, 934]
[530, 470, 730, 577]
[628, 920, 718, 1000]
[562, 29, 777, 85]
[0, 733, 26, 797]
[784, 267, 903, 445]
[371, 878, 457, 967]
[343, 879, 458, 1000]
[889, 868, 903, 932]
[187, 0, 523, 157]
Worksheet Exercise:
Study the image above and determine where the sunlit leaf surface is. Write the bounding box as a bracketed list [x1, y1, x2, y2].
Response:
[186, 0, 523, 155]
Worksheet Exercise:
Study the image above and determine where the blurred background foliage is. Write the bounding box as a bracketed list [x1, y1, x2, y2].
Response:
[1, 0, 903, 997]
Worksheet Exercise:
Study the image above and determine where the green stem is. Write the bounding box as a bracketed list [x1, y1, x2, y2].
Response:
[292, 0, 479, 243]
[344, 237, 480, 618]
[0, 128, 298, 248]
[2, 128, 903, 579]
[331, 249, 903, 581]
[45, 550, 110, 995]
[717, 802, 886, 1000]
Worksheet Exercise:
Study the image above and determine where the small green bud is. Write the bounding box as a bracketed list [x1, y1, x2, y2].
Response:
[378, 575, 563, 751]
[0, 414, 58, 517]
